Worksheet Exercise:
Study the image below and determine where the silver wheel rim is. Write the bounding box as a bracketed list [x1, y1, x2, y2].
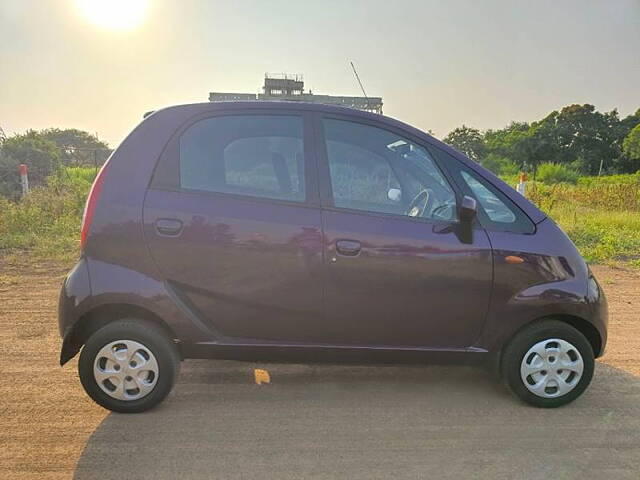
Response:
[93, 340, 159, 401]
[520, 338, 584, 398]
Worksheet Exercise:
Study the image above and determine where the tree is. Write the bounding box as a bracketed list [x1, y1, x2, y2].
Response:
[539, 104, 620, 174]
[39, 128, 111, 166]
[622, 124, 640, 167]
[484, 122, 531, 170]
[443, 125, 486, 163]
[0, 130, 61, 199]
[482, 153, 519, 176]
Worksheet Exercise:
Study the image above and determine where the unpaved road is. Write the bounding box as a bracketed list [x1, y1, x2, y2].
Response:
[0, 260, 639, 479]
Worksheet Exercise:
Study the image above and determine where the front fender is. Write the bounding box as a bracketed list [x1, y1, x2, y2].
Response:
[477, 275, 592, 353]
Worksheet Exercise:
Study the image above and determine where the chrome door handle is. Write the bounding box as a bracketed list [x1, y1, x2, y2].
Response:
[336, 239, 361, 256]
[155, 218, 183, 236]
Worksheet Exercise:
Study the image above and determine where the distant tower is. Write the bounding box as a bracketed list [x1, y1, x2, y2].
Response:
[262, 73, 304, 97]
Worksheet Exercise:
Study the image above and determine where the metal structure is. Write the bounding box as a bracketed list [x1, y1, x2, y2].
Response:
[210, 73, 383, 114]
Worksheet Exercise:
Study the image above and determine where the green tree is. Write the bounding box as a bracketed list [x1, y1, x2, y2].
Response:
[484, 122, 530, 164]
[613, 109, 640, 172]
[39, 128, 111, 166]
[443, 125, 486, 163]
[482, 153, 519, 176]
[540, 104, 620, 174]
[622, 124, 640, 166]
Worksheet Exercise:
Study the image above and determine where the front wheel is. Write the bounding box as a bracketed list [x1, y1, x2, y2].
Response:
[501, 320, 594, 408]
[78, 319, 180, 413]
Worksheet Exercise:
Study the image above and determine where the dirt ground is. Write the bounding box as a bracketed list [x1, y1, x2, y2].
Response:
[0, 259, 638, 479]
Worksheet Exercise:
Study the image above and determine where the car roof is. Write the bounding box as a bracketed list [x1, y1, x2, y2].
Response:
[153, 100, 394, 125]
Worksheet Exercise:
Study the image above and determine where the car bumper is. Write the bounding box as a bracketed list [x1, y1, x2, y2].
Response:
[58, 257, 92, 364]
[587, 271, 608, 357]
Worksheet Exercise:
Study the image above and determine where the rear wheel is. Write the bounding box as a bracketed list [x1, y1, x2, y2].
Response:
[79, 319, 180, 413]
[501, 320, 594, 408]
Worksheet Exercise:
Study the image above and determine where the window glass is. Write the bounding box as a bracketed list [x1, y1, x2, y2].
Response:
[180, 115, 305, 202]
[326, 139, 402, 214]
[323, 119, 456, 221]
[460, 171, 516, 224]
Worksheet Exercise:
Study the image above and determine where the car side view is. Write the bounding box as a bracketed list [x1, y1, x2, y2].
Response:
[59, 101, 607, 412]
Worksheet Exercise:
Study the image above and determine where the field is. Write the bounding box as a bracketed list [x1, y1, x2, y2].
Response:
[2, 166, 639, 265]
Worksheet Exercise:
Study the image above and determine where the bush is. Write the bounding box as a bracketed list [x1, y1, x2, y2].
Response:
[536, 163, 579, 184]
[0, 167, 94, 261]
[577, 172, 640, 186]
[0, 131, 61, 199]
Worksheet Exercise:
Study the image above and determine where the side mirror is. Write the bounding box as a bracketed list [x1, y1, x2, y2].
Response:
[387, 188, 402, 202]
[459, 195, 477, 223]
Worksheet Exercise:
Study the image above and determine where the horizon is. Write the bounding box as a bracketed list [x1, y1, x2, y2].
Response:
[1, 0, 639, 147]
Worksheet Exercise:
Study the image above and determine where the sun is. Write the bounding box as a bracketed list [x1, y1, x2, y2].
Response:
[76, 0, 149, 31]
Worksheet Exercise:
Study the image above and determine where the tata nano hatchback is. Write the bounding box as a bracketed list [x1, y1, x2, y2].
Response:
[58, 102, 607, 412]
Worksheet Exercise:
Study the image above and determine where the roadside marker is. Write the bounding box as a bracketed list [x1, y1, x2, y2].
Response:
[254, 369, 271, 385]
[19, 164, 29, 198]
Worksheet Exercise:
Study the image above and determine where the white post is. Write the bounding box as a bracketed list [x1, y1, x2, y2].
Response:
[19, 164, 29, 198]
[516, 172, 527, 197]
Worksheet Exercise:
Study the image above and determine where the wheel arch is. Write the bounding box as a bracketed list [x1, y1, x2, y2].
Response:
[60, 303, 180, 365]
[501, 314, 603, 360]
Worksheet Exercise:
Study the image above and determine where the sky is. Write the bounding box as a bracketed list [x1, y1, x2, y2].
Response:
[1, 0, 639, 147]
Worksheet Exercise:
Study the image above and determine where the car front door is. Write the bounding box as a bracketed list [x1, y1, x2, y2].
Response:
[143, 110, 326, 343]
[316, 115, 493, 349]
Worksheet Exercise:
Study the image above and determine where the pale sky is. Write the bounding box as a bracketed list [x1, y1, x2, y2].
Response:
[1, 0, 639, 147]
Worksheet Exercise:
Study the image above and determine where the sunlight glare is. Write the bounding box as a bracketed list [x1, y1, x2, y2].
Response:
[76, 0, 149, 31]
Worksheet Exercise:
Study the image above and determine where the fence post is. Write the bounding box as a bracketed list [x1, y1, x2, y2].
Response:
[516, 172, 527, 197]
[19, 164, 29, 198]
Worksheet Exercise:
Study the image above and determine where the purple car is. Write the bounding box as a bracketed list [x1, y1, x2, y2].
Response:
[59, 101, 607, 412]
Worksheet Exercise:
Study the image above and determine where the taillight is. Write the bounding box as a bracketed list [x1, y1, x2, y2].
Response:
[80, 164, 108, 250]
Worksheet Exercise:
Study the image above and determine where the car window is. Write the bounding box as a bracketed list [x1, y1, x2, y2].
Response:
[326, 139, 402, 215]
[179, 115, 305, 202]
[460, 171, 516, 224]
[323, 119, 457, 221]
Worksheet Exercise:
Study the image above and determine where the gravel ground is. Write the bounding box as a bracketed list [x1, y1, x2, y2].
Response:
[0, 259, 638, 479]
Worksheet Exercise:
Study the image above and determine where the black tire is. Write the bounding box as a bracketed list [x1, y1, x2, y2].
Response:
[501, 320, 594, 408]
[79, 319, 180, 413]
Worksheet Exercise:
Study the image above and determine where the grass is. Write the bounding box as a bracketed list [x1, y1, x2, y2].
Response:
[552, 208, 640, 264]
[0, 166, 639, 266]
[0, 166, 95, 262]
[526, 177, 640, 264]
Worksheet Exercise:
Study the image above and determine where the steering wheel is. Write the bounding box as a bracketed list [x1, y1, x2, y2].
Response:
[406, 189, 434, 218]
[430, 202, 454, 221]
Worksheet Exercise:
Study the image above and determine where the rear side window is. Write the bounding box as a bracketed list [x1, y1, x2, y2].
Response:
[179, 115, 305, 202]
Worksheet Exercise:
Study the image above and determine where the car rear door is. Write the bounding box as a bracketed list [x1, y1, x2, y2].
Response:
[143, 109, 325, 343]
[315, 114, 493, 349]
